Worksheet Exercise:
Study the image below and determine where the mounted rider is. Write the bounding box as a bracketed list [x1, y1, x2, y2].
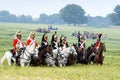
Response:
[51, 31, 57, 43]
[78, 36, 86, 51]
[41, 33, 48, 47]
[95, 33, 102, 50]
[12, 31, 24, 65]
[59, 36, 69, 49]
[26, 32, 38, 54]
[51, 35, 59, 49]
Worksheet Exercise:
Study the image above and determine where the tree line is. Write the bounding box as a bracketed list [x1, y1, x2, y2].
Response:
[0, 4, 120, 26]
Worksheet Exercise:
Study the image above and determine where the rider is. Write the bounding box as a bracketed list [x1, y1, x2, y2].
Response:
[59, 36, 69, 49]
[26, 32, 39, 58]
[41, 33, 48, 47]
[95, 33, 102, 50]
[12, 31, 24, 65]
[26, 32, 38, 49]
[51, 31, 57, 43]
[78, 36, 86, 51]
[51, 35, 59, 49]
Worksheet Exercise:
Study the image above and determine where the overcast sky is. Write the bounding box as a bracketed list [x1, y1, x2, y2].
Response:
[0, 0, 120, 18]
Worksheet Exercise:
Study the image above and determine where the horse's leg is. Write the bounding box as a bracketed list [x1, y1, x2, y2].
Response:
[26, 62, 30, 67]
[20, 60, 25, 67]
[0, 53, 7, 66]
[6, 51, 12, 66]
[7, 57, 12, 66]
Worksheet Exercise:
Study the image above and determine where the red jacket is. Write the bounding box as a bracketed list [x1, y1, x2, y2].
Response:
[95, 41, 100, 48]
[12, 38, 24, 52]
[26, 39, 38, 47]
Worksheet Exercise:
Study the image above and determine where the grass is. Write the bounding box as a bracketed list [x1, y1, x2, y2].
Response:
[0, 23, 120, 80]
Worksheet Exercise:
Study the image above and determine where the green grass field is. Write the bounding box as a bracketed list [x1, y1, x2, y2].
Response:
[0, 23, 120, 80]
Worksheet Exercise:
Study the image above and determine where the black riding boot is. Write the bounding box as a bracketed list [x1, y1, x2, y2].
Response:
[15, 56, 19, 66]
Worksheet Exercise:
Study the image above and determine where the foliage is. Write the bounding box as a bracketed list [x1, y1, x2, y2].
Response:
[109, 5, 120, 26]
[87, 15, 111, 27]
[38, 13, 64, 24]
[59, 4, 87, 26]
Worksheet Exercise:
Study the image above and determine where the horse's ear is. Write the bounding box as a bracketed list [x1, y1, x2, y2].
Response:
[48, 45, 51, 47]
[73, 43, 77, 46]
[103, 42, 105, 46]
[73, 43, 75, 46]
[91, 43, 93, 46]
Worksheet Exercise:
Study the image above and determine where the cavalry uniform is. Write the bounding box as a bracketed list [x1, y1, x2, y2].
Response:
[78, 42, 85, 50]
[41, 34, 48, 47]
[26, 39, 38, 48]
[95, 39, 100, 50]
[52, 41, 59, 49]
[59, 37, 69, 49]
[26, 32, 39, 56]
[12, 31, 24, 65]
[51, 31, 57, 43]
[78, 36, 85, 50]
[12, 34, 24, 55]
[13, 38, 24, 52]
[41, 41, 48, 46]
[95, 33, 102, 49]
[60, 42, 69, 49]
[98, 33, 102, 41]
[51, 34, 58, 49]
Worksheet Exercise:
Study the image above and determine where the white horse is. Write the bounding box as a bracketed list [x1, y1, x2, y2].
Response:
[20, 43, 38, 67]
[44, 53, 56, 67]
[52, 46, 77, 67]
[60, 46, 77, 58]
[0, 51, 14, 66]
[0, 48, 24, 66]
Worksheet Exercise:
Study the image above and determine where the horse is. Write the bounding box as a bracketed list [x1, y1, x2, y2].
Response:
[56, 51, 67, 67]
[94, 43, 106, 65]
[56, 46, 77, 67]
[83, 44, 95, 64]
[20, 41, 39, 67]
[73, 44, 85, 64]
[44, 53, 56, 66]
[66, 46, 78, 66]
[30, 45, 54, 66]
[0, 48, 24, 66]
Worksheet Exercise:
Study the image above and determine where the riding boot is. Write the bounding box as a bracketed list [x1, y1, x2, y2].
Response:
[15, 56, 19, 66]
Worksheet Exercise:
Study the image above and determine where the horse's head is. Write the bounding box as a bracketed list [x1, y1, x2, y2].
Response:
[46, 45, 53, 56]
[100, 43, 106, 52]
[83, 44, 95, 60]
[17, 48, 25, 55]
[73, 43, 80, 54]
[70, 46, 77, 56]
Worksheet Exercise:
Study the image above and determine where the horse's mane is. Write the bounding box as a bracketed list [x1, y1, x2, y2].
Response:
[38, 45, 51, 51]
[86, 46, 92, 52]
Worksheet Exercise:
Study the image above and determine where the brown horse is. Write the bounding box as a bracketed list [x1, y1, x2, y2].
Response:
[73, 44, 85, 64]
[94, 43, 106, 65]
[83, 44, 95, 64]
[30, 45, 53, 66]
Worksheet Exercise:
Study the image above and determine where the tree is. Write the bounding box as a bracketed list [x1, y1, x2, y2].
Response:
[47, 14, 65, 24]
[38, 13, 65, 24]
[17, 15, 33, 23]
[38, 14, 48, 24]
[87, 15, 111, 27]
[109, 5, 120, 25]
[59, 4, 87, 26]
